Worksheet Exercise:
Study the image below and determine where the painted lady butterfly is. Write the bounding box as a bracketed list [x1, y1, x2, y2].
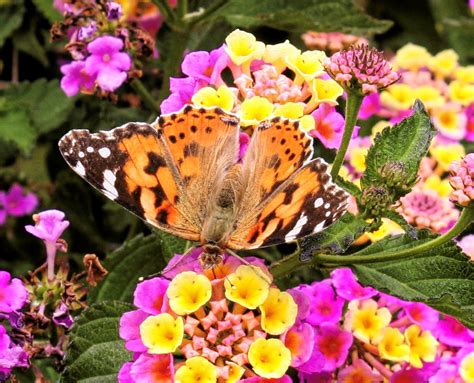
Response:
[59, 105, 348, 268]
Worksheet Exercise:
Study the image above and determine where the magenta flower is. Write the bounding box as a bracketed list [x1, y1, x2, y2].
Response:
[397, 189, 459, 233]
[325, 45, 400, 95]
[0, 184, 38, 225]
[465, 104, 474, 141]
[331, 268, 377, 301]
[133, 277, 169, 315]
[298, 281, 344, 325]
[181, 46, 229, 87]
[449, 153, 474, 207]
[337, 359, 382, 382]
[458, 234, 474, 260]
[299, 372, 333, 383]
[282, 323, 315, 367]
[239, 132, 250, 161]
[241, 376, 292, 383]
[129, 353, 174, 382]
[119, 309, 149, 352]
[118, 362, 133, 383]
[0, 324, 29, 380]
[60, 61, 96, 97]
[309, 104, 346, 149]
[160, 77, 202, 114]
[358, 92, 381, 119]
[84, 36, 131, 92]
[52, 301, 74, 329]
[106, 1, 123, 20]
[435, 316, 473, 347]
[0, 272, 28, 313]
[314, 323, 352, 372]
[25, 209, 70, 281]
[390, 368, 426, 383]
[404, 302, 439, 331]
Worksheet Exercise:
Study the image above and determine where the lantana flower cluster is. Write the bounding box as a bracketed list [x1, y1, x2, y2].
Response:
[161, 29, 353, 149]
[0, 184, 38, 226]
[52, 0, 161, 96]
[119, 256, 474, 382]
[119, 252, 300, 382]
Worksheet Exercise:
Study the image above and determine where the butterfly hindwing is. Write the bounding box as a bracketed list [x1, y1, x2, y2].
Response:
[228, 119, 348, 250]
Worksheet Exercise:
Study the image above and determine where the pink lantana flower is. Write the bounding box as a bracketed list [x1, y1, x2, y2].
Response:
[358, 92, 381, 119]
[0, 184, 38, 225]
[119, 310, 149, 352]
[458, 234, 474, 260]
[309, 103, 358, 149]
[297, 281, 344, 325]
[84, 36, 131, 92]
[331, 268, 377, 301]
[337, 359, 383, 382]
[160, 77, 202, 114]
[181, 46, 229, 87]
[60, 61, 96, 97]
[25, 210, 70, 281]
[0, 272, 28, 314]
[315, 323, 353, 372]
[130, 354, 174, 383]
[449, 153, 474, 207]
[435, 316, 474, 347]
[133, 277, 169, 315]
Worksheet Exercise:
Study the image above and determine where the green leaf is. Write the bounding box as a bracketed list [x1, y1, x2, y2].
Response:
[0, 79, 74, 154]
[216, 0, 392, 36]
[12, 24, 49, 67]
[0, 2, 25, 48]
[0, 109, 36, 153]
[32, 0, 62, 23]
[299, 213, 371, 260]
[60, 301, 133, 383]
[361, 100, 436, 193]
[88, 233, 187, 303]
[352, 232, 474, 328]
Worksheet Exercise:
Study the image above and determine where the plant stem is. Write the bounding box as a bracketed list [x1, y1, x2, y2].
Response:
[131, 79, 160, 113]
[330, 92, 364, 179]
[188, 0, 229, 26]
[270, 207, 474, 278]
[177, 0, 188, 19]
[151, 0, 176, 25]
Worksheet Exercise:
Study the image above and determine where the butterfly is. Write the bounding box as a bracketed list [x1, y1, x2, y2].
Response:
[59, 105, 348, 269]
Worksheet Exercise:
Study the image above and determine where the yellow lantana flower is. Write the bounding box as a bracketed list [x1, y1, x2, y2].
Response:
[167, 271, 212, 315]
[227, 362, 245, 383]
[423, 175, 452, 197]
[377, 327, 410, 362]
[394, 43, 432, 71]
[260, 288, 298, 335]
[311, 78, 344, 106]
[191, 85, 234, 111]
[224, 265, 270, 309]
[263, 40, 299, 72]
[286, 50, 326, 83]
[428, 49, 459, 78]
[248, 338, 291, 379]
[349, 146, 369, 174]
[225, 29, 265, 66]
[345, 299, 392, 343]
[175, 356, 217, 383]
[140, 313, 184, 354]
[299, 115, 316, 132]
[380, 84, 416, 111]
[240, 96, 274, 126]
[366, 218, 403, 243]
[430, 143, 465, 172]
[460, 352, 474, 383]
[449, 80, 474, 106]
[405, 325, 439, 368]
[455, 65, 474, 84]
[415, 86, 444, 109]
[274, 102, 304, 119]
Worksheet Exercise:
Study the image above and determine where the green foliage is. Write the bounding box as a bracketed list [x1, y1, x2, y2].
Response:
[32, 0, 62, 23]
[352, 232, 474, 328]
[60, 301, 133, 383]
[299, 213, 371, 260]
[12, 23, 49, 67]
[0, 2, 24, 48]
[88, 232, 187, 303]
[217, 0, 392, 35]
[0, 80, 74, 154]
[361, 100, 435, 199]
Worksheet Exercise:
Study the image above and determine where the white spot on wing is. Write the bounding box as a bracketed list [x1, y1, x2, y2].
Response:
[87, 146, 94, 153]
[313, 220, 326, 233]
[325, 211, 331, 217]
[98, 147, 111, 158]
[78, 151, 85, 158]
[314, 198, 323, 208]
[102, 170, 118, 200]
[74, 162, 86, 176]
[285, 214, 308, 241]
[324, 202, 330, 209]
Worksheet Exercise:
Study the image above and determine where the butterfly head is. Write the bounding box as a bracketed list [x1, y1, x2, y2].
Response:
[199, 243, 225, 270]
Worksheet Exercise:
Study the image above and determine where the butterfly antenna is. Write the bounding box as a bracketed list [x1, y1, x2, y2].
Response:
[139, 246, 196, 282]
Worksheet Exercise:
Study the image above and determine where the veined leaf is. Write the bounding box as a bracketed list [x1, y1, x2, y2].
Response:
[88, 232, 187, 303]
[215, 0, 392, 35]
[60, 301, 133, 383]
[361, 100, 436, 193]
[351, 232, 474, 328]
